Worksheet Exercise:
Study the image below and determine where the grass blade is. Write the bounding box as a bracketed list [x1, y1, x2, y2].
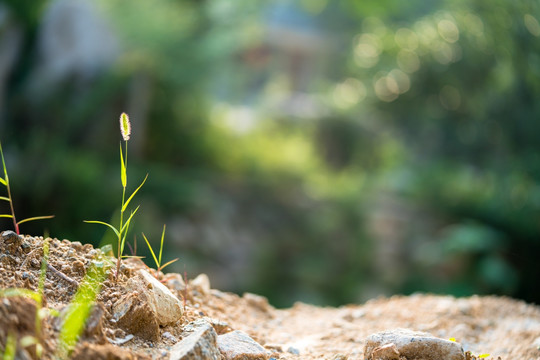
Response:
[121, 174, 148, 212]
[0, 177, 6, 186]
[120, 206, 140, 235]
[0, 142, 8, 181]
[142, 233, 159, 268]
[0, 214, 13, 218]
[159, 258, 179, 271]
[17, 215, 55, 225]
[3, 332, 16, 360]
[0, 196, 10, 201]
[119, 206, 139, 254]
[158, 224, 166, 266]
[120, 143, 127, 188]
[0, 288, 41, 302]
[84, 220, 120, 238]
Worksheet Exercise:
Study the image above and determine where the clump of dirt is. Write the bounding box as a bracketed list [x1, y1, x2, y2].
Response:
[1, 231, 539, 360]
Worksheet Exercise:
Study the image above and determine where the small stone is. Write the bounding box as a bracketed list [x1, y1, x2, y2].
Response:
[372, 343, 399, 360]
[191, 273, 211, 297]
[169, 320, 221, 360]
[134, 269, 183, 325]
[162, 331, 177, 342]
[287, 346, 300, 355]
[1, 230, 20, 243]
[364, 328, 465, 360]
[82, 243, 93, 251]
[165, 273, 186, 292]
[112, 292, 160, 341]
[217, 330, 269, 360]
[72, 260, 86, 276]
[243, 293, 272, 314]
[70, 241, 83, 251]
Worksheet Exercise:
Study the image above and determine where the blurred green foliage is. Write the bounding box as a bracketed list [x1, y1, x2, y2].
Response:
[1, 0, 540, 307]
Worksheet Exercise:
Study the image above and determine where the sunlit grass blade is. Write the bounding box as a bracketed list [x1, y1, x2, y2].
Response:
[160, 258, 179, 271]
[17, 215, 55, 225]
[158, 224, 166, 265]
[119, 207, 139, 255]
[3, 332, 16, 360]
[0, 177, 6, 186]
[121, 174, 148, 212]
[142, 233, 159, 268]
[84, 220, 121, 238]
[0, 196, 10, 201]
[0, 214, 13, 218]
[120, 206, 140, 235]
[0, 288, 41, 302]
[120, 143, 127, 188]
[0, 142, 8, 179]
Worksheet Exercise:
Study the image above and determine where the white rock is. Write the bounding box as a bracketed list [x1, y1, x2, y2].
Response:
[191, 273, 211, 297]
[134, 269, 183, 325]
[217, 330, 269, 360]
[364, 328, 465, 360]
[169, 319, 220, 360]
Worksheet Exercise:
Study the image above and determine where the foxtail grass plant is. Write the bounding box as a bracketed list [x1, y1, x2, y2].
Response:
[0, 142, 54, 234]
[85, 113, 148, 281]
[142, 224, 179, 274]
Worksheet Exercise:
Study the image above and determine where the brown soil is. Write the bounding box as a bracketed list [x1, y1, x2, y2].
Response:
[1, 233, 539, 359]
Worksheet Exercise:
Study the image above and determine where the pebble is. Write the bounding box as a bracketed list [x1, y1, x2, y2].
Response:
[135, 269, 183, 325]
[191, 273, 211, 297]
[112, 292, 160, 341]
[364, 328, 465, 360]
[217, 330, 269, 360]
[287, 346, 300, 355]
[169, 319, 221, 360]
[163, 331, 178, 342]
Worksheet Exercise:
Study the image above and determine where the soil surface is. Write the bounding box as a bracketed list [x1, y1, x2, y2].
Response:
[1, 233, 539, 359]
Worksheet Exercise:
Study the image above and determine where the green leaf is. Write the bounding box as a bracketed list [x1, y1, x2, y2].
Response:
[121, 174, 148, 212]
[142, 233, 160, 268]
[17, 215, 55, 225]
[84, 220, 120, 238]
[120, 143, 127, 188]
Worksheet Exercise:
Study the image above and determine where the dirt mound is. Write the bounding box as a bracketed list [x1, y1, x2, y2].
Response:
[1, 232, 539, 359]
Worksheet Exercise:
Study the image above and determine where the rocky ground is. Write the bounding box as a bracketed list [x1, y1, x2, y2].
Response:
[0, 231, 539, 360]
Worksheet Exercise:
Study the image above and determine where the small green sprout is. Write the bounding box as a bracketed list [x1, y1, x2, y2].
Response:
[56, 260, 107, 358]
[450, 337, 490, 359]
[142, 224, 179, 274]
[0, 141, 54, 235]
[85, 112, 148, 281]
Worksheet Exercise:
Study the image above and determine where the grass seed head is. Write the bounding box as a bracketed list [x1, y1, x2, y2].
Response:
[120, 112, 131, 141]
